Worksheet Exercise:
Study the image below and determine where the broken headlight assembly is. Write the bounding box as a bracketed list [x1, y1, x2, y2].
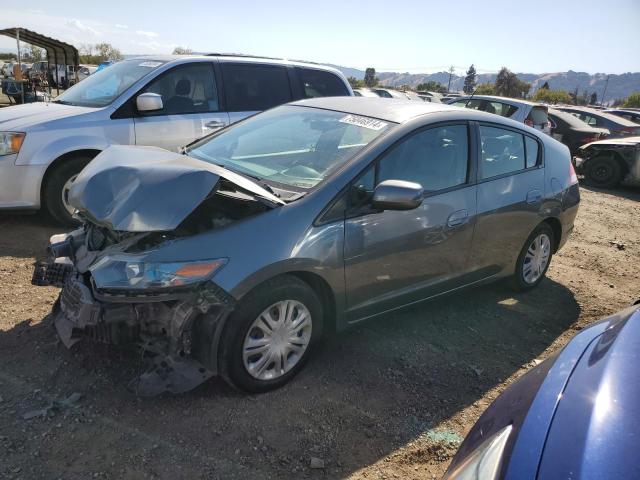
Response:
[89, 255, 227, 290]
[0, 132, 25, 156]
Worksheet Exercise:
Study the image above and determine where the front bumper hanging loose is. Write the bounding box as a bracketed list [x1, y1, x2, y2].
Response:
[32, 257, 236, 396]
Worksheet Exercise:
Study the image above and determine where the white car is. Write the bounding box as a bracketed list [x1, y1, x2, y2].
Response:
[0, 55, 352, 224]
[447, 95, 551, 135]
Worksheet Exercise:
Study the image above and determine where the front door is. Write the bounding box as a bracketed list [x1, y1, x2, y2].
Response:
[134, 62, 229, 151]
[344, 123, 477, 321]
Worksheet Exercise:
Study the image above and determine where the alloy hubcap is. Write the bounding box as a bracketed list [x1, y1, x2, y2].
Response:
[243, 300, 312, 381]
[523, 233, 551, 284]
[61, 174, 78, 216]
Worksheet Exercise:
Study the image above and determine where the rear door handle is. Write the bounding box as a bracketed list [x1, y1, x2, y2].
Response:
[526, 189, 543, 204]
[447, 209, 469, 228]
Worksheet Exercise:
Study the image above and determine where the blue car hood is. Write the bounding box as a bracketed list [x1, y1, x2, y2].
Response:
[68, 145, 284, 232]
[537, 304, 640, 479]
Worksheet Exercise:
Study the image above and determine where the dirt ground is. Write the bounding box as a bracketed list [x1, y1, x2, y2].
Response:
[0, 185, 638, 480]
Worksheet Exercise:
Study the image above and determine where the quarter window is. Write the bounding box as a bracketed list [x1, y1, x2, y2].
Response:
[483, 101, 518, 117]
[142, 63, 218, 115]
[222, 63, 292, 111]
[480, 126, 540, 179]
[378, 125, 469, 192]
[297, 68, 349, 98]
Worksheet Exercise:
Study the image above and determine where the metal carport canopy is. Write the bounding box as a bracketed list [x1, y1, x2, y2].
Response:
[0, 27, 80, 66]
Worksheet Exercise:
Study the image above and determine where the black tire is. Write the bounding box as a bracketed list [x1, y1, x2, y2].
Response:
[218, 275, 323, 393]
[43, 156, 92, 226]
[511, 223, 555, 292]
[584, 155, 622, 188]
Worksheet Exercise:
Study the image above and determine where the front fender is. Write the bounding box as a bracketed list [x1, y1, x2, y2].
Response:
[17, 134, 111, 166]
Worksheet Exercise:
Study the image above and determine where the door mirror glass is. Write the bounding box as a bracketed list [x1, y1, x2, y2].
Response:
[136, 92, 163, 112]
[372, 180, 423, 211]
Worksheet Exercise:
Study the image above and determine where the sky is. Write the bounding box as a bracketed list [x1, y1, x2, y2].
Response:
[1, 0, 639, 75]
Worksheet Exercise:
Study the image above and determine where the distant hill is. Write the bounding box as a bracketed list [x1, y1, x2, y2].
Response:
[334, 66, 640, 103]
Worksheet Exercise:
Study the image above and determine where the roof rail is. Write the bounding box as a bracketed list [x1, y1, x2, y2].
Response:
[206, 52, 323, 66]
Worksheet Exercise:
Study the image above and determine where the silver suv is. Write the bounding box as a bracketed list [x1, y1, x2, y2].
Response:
[0, 55, 352, 224]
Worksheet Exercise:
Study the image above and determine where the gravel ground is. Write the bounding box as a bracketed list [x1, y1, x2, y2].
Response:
[0, 185, 638, 480]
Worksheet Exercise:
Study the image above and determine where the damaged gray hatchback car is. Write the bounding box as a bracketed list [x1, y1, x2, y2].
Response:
[33, 97, 580, 395]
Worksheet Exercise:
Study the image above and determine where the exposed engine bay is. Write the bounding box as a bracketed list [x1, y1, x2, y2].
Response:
[32, 146, 282, 396]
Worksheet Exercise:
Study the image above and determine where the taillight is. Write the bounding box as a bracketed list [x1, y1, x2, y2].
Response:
[569, 161, 578, 185]
[620, 127, 639, 136]
[581, 136, 598, 144]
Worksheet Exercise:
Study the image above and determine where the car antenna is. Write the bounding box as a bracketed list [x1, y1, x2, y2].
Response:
[465, 86, 479, 108]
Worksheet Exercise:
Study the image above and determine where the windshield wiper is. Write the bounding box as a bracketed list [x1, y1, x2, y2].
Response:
[53, 99, 74, 105]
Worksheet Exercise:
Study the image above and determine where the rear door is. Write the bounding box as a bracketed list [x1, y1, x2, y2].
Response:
[344, 123, 477, 320]
[221, 62, 293, 125]
[468, 123, 544, 276]
[133, 62, 228, 151]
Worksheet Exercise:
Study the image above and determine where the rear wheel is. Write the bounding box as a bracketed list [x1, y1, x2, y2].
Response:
[43, 156, 92, 226]
[218, 275, 323, 393]
[511, 224, 554, 292]
[584, 155, 622, 188]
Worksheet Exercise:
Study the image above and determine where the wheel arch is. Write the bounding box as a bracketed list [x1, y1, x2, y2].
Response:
[40, 149, 101, 206]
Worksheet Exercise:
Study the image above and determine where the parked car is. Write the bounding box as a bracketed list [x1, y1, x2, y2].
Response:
[445, 302, 640, 480]
[574, 136, 640, 187]
[353, 87, 380, 97]
[555, 106, 640, 138]
[0, 55, 352, 225]
[32, 97, 579, 395]
[446, 95, 551, 135]
[606, 108, 640, 124]
[371, 88, 406, 99]
[547, 108, 609, 155]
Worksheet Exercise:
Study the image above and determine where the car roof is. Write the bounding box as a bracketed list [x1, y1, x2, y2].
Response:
[449, 95, 543, 108]
[123, 54, 345, 75]
[290, 97, 469, 123]
[557, 106, 639, 126]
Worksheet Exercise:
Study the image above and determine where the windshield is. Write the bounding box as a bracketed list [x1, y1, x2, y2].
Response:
[55, 59, 166, 107]
[187, 105, 392, 189]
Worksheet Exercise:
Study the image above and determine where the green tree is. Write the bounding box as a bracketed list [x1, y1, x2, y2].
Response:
[347, 76, 364, 88]
[416, 81, 447, 94]
[79, 43, 123, 64]
[172, 46, 193, 55]
[533, 89, 573, 104]
[540, 81, 550, 90]
[25, 44, 45, 62]
[623, 93, 640, 108]
[589, 92, 597, 105]
[463, 64, 477, 94]
[364, 67, 378, 87]
[475, 83, 496, 95]
[495, 67, 530, 98]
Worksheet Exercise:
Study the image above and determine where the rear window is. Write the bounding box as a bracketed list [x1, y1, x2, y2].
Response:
[297, 68, 349, 98]
[221, 63, 292, 111]
[483, 101, 518, 117]
[453, 99, 481, 110]
[527, 107, 549, 126]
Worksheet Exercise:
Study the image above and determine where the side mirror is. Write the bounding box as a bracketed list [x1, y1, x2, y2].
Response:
[136, 92, 163, 112]
[372, 179, 424, 211]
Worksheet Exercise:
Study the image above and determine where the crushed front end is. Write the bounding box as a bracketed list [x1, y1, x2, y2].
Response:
[32, 224, 236, 396]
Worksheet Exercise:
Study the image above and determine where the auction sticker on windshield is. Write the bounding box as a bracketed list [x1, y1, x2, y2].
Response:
[339, 115, 388, 131]
[139, 61, 163, 68]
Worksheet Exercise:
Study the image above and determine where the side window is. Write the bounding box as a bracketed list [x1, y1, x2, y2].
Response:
[479, 126, 526, 179]
[378, 125, 469, 192]
[142, 63, 218, 115]
[349, 165, 376, 209]
[484, 101, 518, 117]
[454, 99, 481, 110]
[297, 68, 349, 98]
[222, 63, 292, 111]
[525, 136, 539, 168]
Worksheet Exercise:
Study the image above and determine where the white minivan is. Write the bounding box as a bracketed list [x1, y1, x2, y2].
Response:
[0, 55, 352, 224]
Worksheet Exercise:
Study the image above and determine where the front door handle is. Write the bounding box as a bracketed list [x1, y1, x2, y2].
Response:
[526, 189, 543, 204]
[447, 209, 469, 228]
[203, 120, 225, 129]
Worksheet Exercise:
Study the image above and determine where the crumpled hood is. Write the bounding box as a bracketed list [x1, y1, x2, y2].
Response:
[68, 145, 284, 232]
[0, 102, 97, 130]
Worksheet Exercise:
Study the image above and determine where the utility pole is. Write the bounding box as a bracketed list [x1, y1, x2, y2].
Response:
[601, 75, 610, 107]
[16, 28, 24, 104]
[447, 65, 455, 93]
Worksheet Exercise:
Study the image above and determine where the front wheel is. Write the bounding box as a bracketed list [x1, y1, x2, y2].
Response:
[218, 275, 323, 393]
[43, 156, 92, 226]
[511, 224, 554, 292]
